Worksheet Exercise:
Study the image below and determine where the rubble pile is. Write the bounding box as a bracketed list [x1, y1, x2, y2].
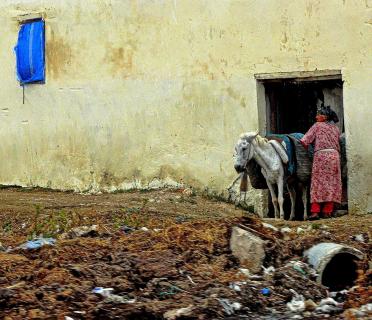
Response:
[0, 188, 370, 319]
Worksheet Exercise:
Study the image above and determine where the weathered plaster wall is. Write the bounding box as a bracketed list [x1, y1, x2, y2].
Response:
[0, 0, 371, 214]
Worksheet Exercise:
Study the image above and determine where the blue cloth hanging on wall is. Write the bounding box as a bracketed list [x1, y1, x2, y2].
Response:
[15, 20, 45, 84]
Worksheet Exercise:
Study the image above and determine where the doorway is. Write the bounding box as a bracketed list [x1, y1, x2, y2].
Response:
[255, 71, 347, 219]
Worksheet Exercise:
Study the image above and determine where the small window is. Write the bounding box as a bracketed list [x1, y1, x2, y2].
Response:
[14, 19, 45, 84]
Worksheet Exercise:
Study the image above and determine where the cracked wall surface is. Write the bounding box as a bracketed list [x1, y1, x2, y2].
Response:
[0, 0, 371, 215]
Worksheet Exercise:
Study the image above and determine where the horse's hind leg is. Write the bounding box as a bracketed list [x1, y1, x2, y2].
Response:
[267, 182, 280, 219]
[277, 177, 285, 220]
[301, 184, 308, 221]
[287, 184, 296, 221]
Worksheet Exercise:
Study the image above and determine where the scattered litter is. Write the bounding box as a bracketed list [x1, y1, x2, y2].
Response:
[359, 303, 372, 313]
[297, 227, 306, 234]
[229, 281, 246, 292]
[164, 305, 195, 320]
[262, 266, 275, 277]
[320, 225, 329, 230]
[287, 290, 305, 312]
[92, 287, 114, 297]
[60, 225, 98, 239]
[230, 283, 241, 292]
[92, 287, 136, 304]
[73, 311, 86, 315]
[65, 317, 74, 320]
[239, 268, 250, 277]
[140, 227, 149, 232]
[262, 223, 278, 232]
[217, 298, 241, 316]
[261, 287, 271, 296]
[119, 225, 135, 234]
[186, 275, 196, 285]
[315, 297, 343, 313]
[15, 237, 56, 250]
[351, 234, 366, 243]
[179, 270, 196, 285]
[281, 227, 292, 240]
[287, 261, 312, 276]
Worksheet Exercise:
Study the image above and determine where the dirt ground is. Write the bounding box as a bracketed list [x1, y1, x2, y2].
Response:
[0, 187, 370, 319]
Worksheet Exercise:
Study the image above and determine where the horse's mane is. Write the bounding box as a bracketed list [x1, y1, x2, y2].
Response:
[255, 135, 268, 146]
[240, 132, 268, 146]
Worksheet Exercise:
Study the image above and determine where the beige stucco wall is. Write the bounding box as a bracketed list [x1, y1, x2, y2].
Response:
[0, 0, 371, 215]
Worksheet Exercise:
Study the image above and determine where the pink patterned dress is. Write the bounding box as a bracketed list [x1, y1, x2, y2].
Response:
[300, 122, 342, 204]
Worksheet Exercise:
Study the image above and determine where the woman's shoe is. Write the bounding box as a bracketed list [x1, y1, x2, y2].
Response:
[309, 212, 320, 220]
[322, 212, 333, 219]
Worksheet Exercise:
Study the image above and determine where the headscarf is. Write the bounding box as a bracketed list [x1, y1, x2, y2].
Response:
[317, 104, 339, 123]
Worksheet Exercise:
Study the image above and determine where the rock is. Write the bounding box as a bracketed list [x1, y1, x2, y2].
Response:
[164, 305, 195, 320]
[304, 299, 317, 311]
[230, 226, 266, 274]
[182, 188, 194, 196]
[333, 209, 348, 217]
[28, 309, 45, 319]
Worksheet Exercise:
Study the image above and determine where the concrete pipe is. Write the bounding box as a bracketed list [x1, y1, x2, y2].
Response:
[304, 242, 364, 291]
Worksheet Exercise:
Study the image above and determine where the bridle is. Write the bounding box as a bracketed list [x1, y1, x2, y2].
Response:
[241, 139, 255, 170]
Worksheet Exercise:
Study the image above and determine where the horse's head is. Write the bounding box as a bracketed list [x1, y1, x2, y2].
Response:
[233, 131, 259, 173]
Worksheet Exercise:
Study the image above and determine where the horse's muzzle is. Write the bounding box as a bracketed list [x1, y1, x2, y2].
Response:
[234, 164, 244, 173]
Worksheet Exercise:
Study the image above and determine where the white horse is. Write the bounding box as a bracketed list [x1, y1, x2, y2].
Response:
[233, 131, 308, 220]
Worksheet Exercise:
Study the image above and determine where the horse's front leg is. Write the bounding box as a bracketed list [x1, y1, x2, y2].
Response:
[277, 176, 285, 220]
[287, 183, 296, 221]
[262, 170, 279, 218]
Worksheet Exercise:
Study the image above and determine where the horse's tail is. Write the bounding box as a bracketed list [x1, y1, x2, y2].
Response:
[268, 140, 289, 164]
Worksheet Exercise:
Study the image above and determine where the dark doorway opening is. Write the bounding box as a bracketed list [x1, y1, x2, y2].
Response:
[260, 77, 347, 219]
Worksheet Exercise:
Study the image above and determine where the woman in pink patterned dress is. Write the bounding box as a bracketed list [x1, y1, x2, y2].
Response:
[300, 106, 342, 219]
